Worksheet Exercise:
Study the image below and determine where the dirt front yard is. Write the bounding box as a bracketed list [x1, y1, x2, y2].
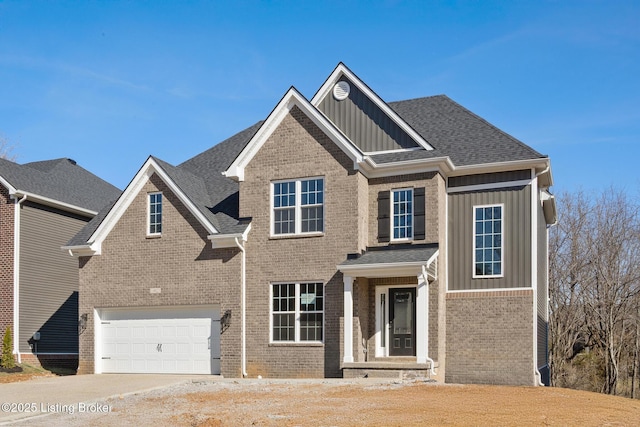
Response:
[22, 378, 640, 426]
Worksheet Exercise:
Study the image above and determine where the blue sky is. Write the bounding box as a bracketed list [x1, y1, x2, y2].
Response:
[0, 1, 638, 192]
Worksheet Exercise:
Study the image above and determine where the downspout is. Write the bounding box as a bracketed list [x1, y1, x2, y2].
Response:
[531, 171, 544, 386]
[234, 237, 248, 377]
[422, 265, 436, 377]
[13, 194, 28, 363]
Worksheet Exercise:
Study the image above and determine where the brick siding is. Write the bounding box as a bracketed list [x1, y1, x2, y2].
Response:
[239, 106, 364, 378]
[78, 174, 242, 376]
[445, 289, 535, 385]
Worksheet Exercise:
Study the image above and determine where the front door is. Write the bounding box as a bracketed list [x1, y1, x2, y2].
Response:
[389, 288, 416, 356]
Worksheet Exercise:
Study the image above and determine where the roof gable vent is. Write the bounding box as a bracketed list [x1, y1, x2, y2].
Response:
[333, 81, 350, 101]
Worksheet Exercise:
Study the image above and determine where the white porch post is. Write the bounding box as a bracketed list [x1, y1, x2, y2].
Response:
[343, 275, 354, 364]
[416, 270, 429, 364]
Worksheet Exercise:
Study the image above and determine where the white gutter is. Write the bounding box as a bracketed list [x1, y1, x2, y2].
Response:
[422, 265, 436, 377]
[11, 190, 97, 217]
[12, 194, 28, 363]
[234, 237, 248, 378]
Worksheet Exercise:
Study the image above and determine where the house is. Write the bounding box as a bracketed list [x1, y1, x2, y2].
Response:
[0, 157, 120, 369]
[65, 64, 556, 386]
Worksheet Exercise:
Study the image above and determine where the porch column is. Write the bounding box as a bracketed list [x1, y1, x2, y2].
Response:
[416, 270, 429, 364]
[343, 275, 354, 364]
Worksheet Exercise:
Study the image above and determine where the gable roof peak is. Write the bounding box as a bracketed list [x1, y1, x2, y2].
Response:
[311, 63, 434, 152]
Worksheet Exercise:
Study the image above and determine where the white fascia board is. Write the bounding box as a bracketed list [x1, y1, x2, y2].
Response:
[448, 158, 550, 178]
[87, 157, 218, 250]
[0, 175, 16, 194]
[310, 63, 434, 151]
[207, 223, 252, 249]
[61, 244, 100, 257]
[359, 155, 454, 178]
[223, 87, 363, 182]
[337, 261, 427, 278]
[9, 190, 97, 217]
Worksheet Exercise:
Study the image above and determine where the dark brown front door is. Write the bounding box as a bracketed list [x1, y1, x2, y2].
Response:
[389, 288, 416, 356]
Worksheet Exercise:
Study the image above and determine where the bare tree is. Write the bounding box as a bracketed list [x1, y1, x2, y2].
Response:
[550, 190, 640, 396]
[549, 191, 591, 387]
[0, 133, 17, 161]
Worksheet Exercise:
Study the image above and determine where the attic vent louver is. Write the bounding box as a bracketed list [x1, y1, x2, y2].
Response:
[333, 81, 350, 101]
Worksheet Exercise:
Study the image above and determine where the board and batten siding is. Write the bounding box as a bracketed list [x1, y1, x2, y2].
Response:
[537, 198, 549, 369]
[318, 77, 419, 153]
[448, 185, 531, 291]
[19, 203, 89, 354]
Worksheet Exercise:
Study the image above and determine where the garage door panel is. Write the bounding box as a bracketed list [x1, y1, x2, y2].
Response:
[99, 306, 220, 375]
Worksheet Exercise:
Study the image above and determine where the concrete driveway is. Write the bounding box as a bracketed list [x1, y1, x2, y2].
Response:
[0, 374, 213, 425]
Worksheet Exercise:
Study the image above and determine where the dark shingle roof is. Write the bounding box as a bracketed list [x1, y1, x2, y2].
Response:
[382, 95, 545, 166]
[0, 157, 121, 212]
[67, 89, 547, 247]
[340, 244, 439, 266]
[67, 122, 262, 246]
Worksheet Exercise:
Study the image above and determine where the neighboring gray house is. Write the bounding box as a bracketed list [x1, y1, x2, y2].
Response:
[66, 63, 556, 385]
[0, 157, 120, 369]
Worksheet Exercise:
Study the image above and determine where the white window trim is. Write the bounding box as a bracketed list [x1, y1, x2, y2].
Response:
[390, 187, 414, 242]
[147, 192, 162, 237]
[269, 282, 324, 344]
[270, 177, 325, 237]
[472, 203, 505, 279]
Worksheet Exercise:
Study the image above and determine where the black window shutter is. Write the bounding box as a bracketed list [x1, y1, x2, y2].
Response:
[377, 190, 390, 242]
[414, 187, 426, 240]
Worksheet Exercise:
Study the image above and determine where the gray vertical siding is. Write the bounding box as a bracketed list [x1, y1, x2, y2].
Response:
[448, 186, 531, 291]
[318, 77, 419, 152]
[537, 199, 549, 368]
[19, 203, 88, 353]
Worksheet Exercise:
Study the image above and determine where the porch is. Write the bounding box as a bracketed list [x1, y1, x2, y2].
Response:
[337, 244, 439, 380]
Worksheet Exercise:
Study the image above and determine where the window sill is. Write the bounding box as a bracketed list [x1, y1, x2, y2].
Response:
[269, 232, 324, 240]
[269, 342, 324, 347]
[390, 239, 414, 244]
[472, 274, 504, 279]
[146, 234, 162, 239]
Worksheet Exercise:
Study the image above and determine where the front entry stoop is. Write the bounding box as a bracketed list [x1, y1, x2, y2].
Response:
[342, 360, 438, 381]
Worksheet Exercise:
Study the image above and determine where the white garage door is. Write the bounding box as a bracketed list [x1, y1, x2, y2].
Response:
[99, 306, 220, 374]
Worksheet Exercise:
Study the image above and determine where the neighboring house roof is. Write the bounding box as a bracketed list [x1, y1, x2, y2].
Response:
[0, 157, 121, 214]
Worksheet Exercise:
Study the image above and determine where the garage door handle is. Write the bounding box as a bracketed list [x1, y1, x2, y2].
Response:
[102, 357, 111, 360]
[208, 337, 211, 350]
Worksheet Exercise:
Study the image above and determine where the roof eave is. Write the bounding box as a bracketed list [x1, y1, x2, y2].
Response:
[207, 224, 252, 248]
[11, 190, 97, 217]
[358, 155, 455, 178]
[61, 243, 101, 257]
[448, 158, 550, 178]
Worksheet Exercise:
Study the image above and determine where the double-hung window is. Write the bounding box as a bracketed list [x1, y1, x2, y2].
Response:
[272, 178, 324, 236]
[473, 204, 503, 277]
[392, 188, 413, 240]
[272, 282, 324, 342]
[148, 192, 162, 236]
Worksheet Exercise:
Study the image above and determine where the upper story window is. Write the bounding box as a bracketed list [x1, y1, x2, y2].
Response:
[392, 188, 413, 240]
[473, 204, 503, 278]
[148, 192, 162, 236]
[272, 178, 324, 236]
[272, 282, 324, 343]
[377, 187, 425, 243]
